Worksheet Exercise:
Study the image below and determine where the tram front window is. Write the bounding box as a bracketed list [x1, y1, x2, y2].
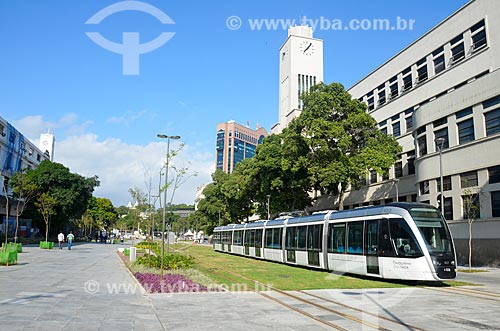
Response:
[389, 219, 423, 258]
[410, 208, 454, 256]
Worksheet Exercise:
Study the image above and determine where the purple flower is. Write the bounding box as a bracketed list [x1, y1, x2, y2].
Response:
[134, 273, 210, 293]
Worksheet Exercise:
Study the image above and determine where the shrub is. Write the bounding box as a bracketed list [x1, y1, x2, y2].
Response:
[135, 253, 194, 270]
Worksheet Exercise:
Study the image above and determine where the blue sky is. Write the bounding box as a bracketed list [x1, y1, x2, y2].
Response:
[0, 0, 469, 206]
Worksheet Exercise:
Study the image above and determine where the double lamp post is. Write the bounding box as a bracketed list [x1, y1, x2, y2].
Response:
[157, 134, 180, 275]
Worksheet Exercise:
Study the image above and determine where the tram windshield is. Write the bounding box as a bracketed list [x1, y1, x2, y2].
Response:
[410, 208, 454, 256]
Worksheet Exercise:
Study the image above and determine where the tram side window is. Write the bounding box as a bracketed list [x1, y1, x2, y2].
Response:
[265, 228, 282, 249]
[389, 219, 423, 258]
[233, 230, 243, 245]
[273, 228, 282, 249]
[378, 219, 395, 257]
[297, 226, 307, 250]
[213, 232, 220, 244]
[222, 231, 232, 244]
[244, 230, 255, 247]
[347, 222, 364, 254]
[328, 223, 346, 253]
[307, 224, 323, 251]
[285, 227, 297, 250]
[255, 229, 263, 248]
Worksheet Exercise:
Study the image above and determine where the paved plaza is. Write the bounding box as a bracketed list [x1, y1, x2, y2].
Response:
[0, 243, 499, 330]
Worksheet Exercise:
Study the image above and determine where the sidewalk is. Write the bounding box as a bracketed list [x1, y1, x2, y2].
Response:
[0, 243, 330, 331]
[1, 243, 499, 330]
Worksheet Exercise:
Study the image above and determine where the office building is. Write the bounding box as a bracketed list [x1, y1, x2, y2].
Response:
[216, 120, 268, 174]
[0, 115, 51, 236]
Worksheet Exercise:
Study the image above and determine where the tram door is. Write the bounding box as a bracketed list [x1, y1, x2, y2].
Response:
[365, 220, 380, 275]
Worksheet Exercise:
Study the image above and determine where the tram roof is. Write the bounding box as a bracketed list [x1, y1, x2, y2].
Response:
[287, 213, 327, 225]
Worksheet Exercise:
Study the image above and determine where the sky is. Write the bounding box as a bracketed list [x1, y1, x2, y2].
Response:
[1, 0, 469, 207]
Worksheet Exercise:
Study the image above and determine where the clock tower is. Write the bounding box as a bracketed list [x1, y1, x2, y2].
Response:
[272, 25, 324, 134]
[39, 131, 55, 161]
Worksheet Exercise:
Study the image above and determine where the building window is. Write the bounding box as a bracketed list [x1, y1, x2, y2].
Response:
[456, 107, 473, 119]
[491, 191, 500, 217]
[462, 194, 480, 220]
[377, 84, 386, 106]
[470, 19, 487, 52]
[437, 175, 452, 192]
[433, 54, 445, 75]
[395, 161, 403, 178]
[461, 171, 478, 188]
[370, 170, 377, 184]
[354, 176, 366, 190]
[411, 194, 417, 202]
[392, 121, 401, 137]
[405, 116, 413, 131]
[488, 165, 500, 184]
[402, 67, 412, 91]
[483, 95, 500, 109]
[450, 34, 465, 64]
[485, 108, 500, 136]
[407, 150, 415, 175]
[433, 117, 447, 128]
[382, 171, 389, 181]
[367, 95, 374, 111]
[458, 118, 475, 144]
[389, 76, 398, 99]
[416, 57, 428, 84]
[434, 128, 449, 150]
[417, 136, 427, 157]
[420, 180, 430, 195]
[443, 197, 453, 220]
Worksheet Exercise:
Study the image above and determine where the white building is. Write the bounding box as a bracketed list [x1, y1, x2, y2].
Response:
[271, 26, 324, 134]
[322, 0, 499, 265]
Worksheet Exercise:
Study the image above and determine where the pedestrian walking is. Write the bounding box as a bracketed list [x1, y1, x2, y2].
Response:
[67, 231, 75, 250]
[58, 231, 65, 249]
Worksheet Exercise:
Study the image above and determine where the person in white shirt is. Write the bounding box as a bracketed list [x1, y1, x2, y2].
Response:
[58, 232, 65, 250]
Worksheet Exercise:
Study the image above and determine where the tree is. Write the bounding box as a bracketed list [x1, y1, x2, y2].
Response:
[10, 171, 39, 243]
[290, 82, 401, 209]
[35, 193, 57, 242]
[86, 197, 118, 231]
[463, 187, 482, 271]
[24, 160, 99, 234]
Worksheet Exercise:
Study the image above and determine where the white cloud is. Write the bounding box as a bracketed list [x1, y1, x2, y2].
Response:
[13, 115, 214, 207]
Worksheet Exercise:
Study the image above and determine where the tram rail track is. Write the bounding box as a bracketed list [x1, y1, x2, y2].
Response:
[179, 244, 427, 331]
[422, 285, 500, 303]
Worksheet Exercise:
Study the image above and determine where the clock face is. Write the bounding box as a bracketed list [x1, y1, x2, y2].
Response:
[299, 41, 315, 56]
[43, 141, 48, 146]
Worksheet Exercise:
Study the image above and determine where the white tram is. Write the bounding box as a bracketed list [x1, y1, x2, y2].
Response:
[213, 203, 457, 281]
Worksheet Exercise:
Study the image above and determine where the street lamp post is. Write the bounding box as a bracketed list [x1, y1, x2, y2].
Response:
[435, 137, 445, 214]
[266, 195, 270, 219]
[157, 134, 181, 278]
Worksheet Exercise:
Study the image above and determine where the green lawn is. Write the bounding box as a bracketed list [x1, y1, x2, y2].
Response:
[170, 244, 472, 290]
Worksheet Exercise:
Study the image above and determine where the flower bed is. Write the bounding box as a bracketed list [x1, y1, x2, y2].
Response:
[134, 272, 209, 293]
